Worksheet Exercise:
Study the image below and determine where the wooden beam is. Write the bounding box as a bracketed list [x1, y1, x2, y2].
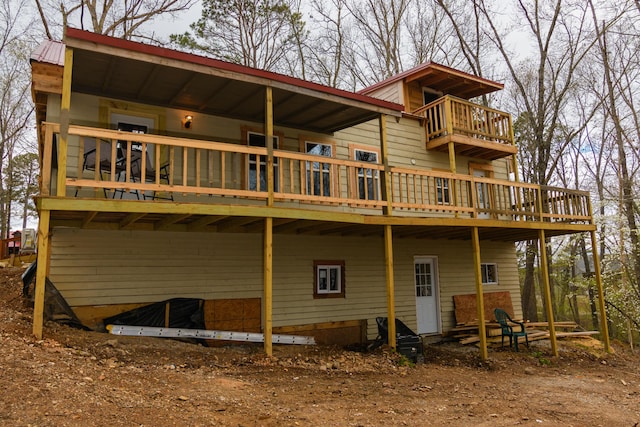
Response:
[539, 229, 558, 356]
[187, 215, 228, 231]
[119, 213, 147, 229]
[590, 229, 611, 352]
[81, 211, 98, 228]
[57, 48, 73, 197]
[379, 115, 393, 216]
[154, 214, 191, 230]
[265, 86, 274, 207]
[384, 224, 396, 349]
[471, 227, 488, 360]
[33, 209, 51, 339]
[263, 217, 273, 355]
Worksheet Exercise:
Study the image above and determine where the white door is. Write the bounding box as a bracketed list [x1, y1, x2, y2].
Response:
[415, 257, 440, 334]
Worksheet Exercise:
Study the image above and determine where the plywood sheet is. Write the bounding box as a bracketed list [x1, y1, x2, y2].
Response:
[453, 291, 514, 324]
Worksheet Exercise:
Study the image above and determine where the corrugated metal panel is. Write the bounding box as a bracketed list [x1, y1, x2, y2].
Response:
[31, 40, 65, 66]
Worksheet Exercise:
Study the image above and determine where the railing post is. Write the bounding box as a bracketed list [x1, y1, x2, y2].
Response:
[379, 114, 393, 216]
[57, 47, 74, 197]
[444, 96, 454, 137]
[265, 86, 274, 206]
[41, 123, 53, 196]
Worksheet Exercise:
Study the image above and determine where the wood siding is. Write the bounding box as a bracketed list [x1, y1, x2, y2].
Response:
[49, 228, 521, 339]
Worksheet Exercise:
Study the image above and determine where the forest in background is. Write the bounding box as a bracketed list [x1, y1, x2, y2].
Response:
[2, 0, 639, 342]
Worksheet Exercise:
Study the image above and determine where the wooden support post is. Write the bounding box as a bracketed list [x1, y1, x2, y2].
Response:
[590, 229, 611, 353]
[379, 115, 393, 216]
[32, 209, 51, 339]
[263, 216, 273, 355]
[471, 227, 488, 360]
[57, 47, 74, 197]
[265, 86, 274, 207]
[384, 224, 396, 349]
[538, 229, 558, 356]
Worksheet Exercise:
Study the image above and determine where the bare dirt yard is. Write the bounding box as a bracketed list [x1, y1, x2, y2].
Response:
[1, 267, 639, 426]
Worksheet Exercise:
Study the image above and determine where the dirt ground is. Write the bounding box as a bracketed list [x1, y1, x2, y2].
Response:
[1, 267, 639, 426]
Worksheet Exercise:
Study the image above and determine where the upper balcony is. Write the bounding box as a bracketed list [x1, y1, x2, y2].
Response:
[39, 122, 593, 240]
[412, 95, 517, 161]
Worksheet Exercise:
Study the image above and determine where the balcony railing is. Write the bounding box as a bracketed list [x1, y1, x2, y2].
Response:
[40, 123, 591, 225]
[413, 95, 514, 147]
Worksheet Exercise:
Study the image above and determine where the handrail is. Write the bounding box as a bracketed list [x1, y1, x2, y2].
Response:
[412, 95, 514, 146]
[40, 122, 591, 225]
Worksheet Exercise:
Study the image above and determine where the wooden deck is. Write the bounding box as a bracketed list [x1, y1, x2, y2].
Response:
[38, 122, 593, 241]
[413, 95, 517, 160]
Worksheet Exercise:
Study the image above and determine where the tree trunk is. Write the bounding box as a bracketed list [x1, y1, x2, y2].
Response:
[522, 241, 539, 321]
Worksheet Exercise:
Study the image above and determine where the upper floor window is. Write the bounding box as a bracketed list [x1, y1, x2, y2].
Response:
[353, 147, 380, 200]
[436, 177, 450, 205]
[305, 142, 332, 196]
[248, 132, 279, 191]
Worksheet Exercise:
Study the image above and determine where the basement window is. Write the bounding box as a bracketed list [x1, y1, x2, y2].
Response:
[481, 263, 498, 285]
[314, 260, 345, 298]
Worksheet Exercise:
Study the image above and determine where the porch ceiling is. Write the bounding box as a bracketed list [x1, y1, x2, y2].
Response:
[64, 29, 402, 135]
[45, 208, 591, 243]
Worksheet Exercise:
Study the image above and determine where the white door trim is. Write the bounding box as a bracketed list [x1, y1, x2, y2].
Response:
[414, 255, 441, 335]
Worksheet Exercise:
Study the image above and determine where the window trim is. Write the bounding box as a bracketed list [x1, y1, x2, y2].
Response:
[349, 144, 381, 201]
[301, 138, 336, 197]
[481, 263, 499, 285]
[243, 129, 282, 192]
[313, 260, 346, 299]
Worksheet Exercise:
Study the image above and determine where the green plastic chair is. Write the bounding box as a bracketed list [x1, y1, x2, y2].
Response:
[494, 308, 529, 351]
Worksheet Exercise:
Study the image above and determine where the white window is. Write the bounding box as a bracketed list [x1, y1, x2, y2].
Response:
[481, 263, 498, 285]
[248, 132, 278, 191]
[305, 142, 332, 196]
[436, 177, 450, 204]
[314, 260, 345, 298]
[354, 148, 379, 200]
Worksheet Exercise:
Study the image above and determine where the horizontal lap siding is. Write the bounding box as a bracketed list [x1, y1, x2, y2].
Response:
[50, 228, 520, 339]
[49, 228, 263, 306]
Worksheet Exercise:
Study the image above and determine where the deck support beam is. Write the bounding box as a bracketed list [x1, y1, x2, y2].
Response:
[57, 48, 73, 197]
[384, 224, 396, 349]
[263, 216, 273, 355]
[590, 229, 611, 352]
[265, 86, 274, 207]
[539, 229, 558, 356]
[471, 226, 488, 360]
[33, 209, 51, 339]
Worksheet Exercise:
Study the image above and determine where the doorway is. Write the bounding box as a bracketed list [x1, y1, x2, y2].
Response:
[414, 256, 440, 334]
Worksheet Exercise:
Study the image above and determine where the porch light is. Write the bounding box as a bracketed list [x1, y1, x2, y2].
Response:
[183, 115, 193, 129]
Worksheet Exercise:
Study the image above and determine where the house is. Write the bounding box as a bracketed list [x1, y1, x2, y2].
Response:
[29, 28, 610, 359]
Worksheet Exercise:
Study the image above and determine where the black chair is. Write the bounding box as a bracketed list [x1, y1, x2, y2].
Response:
[75, 137, 124, 197]
[128, 146, 173, 201]
[494, 308, 529, 351]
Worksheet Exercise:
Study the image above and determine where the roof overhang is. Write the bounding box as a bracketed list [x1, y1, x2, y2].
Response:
[361, 62, 504, 100]
[57, 28, 402, 134]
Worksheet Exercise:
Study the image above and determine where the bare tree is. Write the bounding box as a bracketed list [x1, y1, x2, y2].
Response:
[344, 0, 411, 86]
[171, 0, 306, 73]
[0, 2, 34, 238]
[37, 0, 195, 42]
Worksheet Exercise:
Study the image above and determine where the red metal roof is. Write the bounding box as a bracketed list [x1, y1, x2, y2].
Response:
[359, 61, 503, 99]
[63, 28, 403, 113]
[30, 39, 65, 66]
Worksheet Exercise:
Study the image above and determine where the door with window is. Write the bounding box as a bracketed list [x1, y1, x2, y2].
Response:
[248, 132, 278, 191]
[353, 148, 379, 200]
[305, 142, 332, 196]
[471, 166, 492, 219]
[414, 256, 440, 334]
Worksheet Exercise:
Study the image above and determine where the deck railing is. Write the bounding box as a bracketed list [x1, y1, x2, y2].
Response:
[40, 123, 590, 224]
[413, 95, 514, 146]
